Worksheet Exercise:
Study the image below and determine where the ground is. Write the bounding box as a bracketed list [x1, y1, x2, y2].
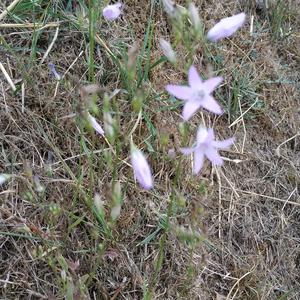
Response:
[0, 0, 299, 299]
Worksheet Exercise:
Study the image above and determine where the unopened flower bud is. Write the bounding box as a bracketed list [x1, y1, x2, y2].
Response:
[112, 181, 122, 204]
[94, 193, 104, 214]
[33, 175, 45, 193]
[159, 38, 177, 64]
[162, 0, 176, 17]
[103, 111, 116, 142]
[131, 143, 153, 190]
[132, 90, 144, 113]
[110, 204, 121, 221]
[188, 3, 201, 32]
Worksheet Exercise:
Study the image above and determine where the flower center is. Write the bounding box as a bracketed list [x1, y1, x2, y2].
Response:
[193, 89, 206, 101]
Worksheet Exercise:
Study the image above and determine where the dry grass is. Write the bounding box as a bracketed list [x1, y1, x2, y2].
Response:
[0, 0, 299, 299]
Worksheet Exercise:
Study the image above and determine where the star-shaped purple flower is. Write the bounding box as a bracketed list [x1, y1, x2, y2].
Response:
[166, 65, 223, 121]
[181, 127, 234, 174]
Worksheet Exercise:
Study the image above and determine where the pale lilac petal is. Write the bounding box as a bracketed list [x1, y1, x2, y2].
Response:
[166, 85, 193, 101]
[188, 65, 202, 88]
[193, 150, 204, 174]
[131, 149, 153, 190]
[196, 127, 209, 145]
[48, 62, 61, 80]
[205, 147, 223, 166]
[207, 13, 246, 42]
[182, 100, 202, 121]
[180, 147, 194, 155]
[88, 114, 104, 136]
[205, 128, 215, 143]
[203, 76, 223, 94]
[212, 137, 235, 149]
[103, 3, 122, 21]
[201, 95, 223, 115]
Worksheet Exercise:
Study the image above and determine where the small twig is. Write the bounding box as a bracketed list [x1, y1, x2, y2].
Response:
[0, 22, 60, 29]
[221, 186, 300, 207]
[0, 0, 22, 21]
[226, 265, 256, 300]
[250, 15, 254, 36]
[129, 110, 142, 137]
[0, 62, 16, 91]
[54, 50, 84, 97]
[218, 169, 240, 198]
[229, 98, 258, 128]
[1, 82, 9, 113]
[275, 132, 299, 157]
[21, 82, 25, 113]
[40, 26, 59, 65]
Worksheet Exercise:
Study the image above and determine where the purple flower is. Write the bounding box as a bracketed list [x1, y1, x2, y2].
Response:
[181, 127, 234, 174]
[131, 145, 153, 190]
[88, 113, 104, 136]
[48, 62, 61, 80]
[103, 3, 122, 21]
[207, 13, 246, 42]
[166, 65, 223, 121]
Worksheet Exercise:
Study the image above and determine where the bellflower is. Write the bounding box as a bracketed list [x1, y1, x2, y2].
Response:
[88, 113, 104, 136]
[103, 3, 122, 21]
[181, 127, 234, 174]
[207, 13, 246, 42]
[131, 144, 153, 190]
[166, 65, 223, 121]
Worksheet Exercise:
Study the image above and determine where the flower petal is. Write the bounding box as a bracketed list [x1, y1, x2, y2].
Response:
[182, 99, 202, 121]
[205, 147, 223, 165]
[166, 85, 193, 101]
[207, 13, 246, 42]
[180, 147, 194, 155]
[205, 128, 215, 143]
[203, 76, 223, 94]
[193, 150, 204, 174]
[188, 65, 202, 88]
[212, 137, 235, 149]
[88, 114, 105, 136]
[202, 95, 223, 115]
[196, 127, 209, 145]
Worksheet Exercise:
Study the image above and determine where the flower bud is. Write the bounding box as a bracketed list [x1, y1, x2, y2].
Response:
[33, 175, 45, 193]
[132, 90, 144, 113]
[130, 143, 153, 190]
[162, 0, 176, 17]
[188, 3, 201, 32]
[159, 38, 177, 64]
[103, 111, 116, 142]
